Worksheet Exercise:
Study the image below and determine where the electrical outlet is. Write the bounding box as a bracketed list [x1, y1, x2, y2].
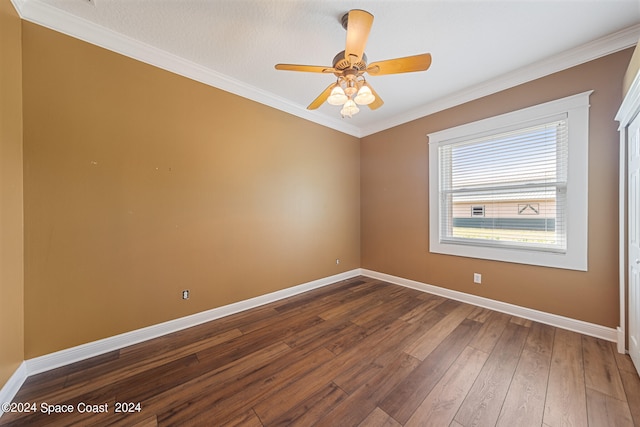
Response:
[336, 259, 340, 265]
[182, 290, 190, 300]
[473, 273, 482, 284]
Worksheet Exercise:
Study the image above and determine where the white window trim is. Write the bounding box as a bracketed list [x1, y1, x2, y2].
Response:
[428, 91, 592, 271]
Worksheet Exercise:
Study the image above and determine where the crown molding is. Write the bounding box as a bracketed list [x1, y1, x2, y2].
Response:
[11, 0, 363, 138]
[12, 0, 640, 139]
[360, 23, 640, 137]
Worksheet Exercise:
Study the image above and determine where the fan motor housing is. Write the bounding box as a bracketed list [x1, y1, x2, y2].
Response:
[332, 50, 368, 72]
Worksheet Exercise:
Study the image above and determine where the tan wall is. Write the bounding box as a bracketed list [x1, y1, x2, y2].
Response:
[623, 39, 640, 96]
[362, 48, 633, 328]
[22, 22, 360, 358]
[0, 0, 25, 386]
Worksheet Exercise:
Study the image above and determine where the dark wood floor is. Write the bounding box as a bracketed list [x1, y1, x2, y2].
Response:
[2, 276, 640, 426]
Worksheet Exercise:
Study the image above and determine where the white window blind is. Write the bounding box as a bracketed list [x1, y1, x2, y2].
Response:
[438, 116, 568, 252]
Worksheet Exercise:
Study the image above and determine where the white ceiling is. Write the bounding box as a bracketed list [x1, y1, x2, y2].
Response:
[12, 0, 640, 137]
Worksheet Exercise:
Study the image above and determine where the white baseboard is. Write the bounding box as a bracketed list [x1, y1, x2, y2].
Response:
[24, 269, 361, 377]
[361, 269, 618, 342]
[0, 362, 27, 417]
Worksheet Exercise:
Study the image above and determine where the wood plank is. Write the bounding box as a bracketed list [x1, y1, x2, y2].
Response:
[466, 306, 493, 323]
[13, 350, 119, 400]
[582, 335, 626, 401]
[267, 382, 348, 427]
[454, 322, 529, 427]
[619, 368, 640, 426]
[468, 310, 511, 353]
[238, 314, 390, 424]
[404, 302, 476, 360]
[130, 415, 159, 427]
[12, 373, 67, 403]
[236, 302, 326, 335]
[405, 346, 489, 427]
[323, 322, 369, 355]
[399, 295, 446, 323]
[586, 387, 634, 427]
[543, 328, 588, 427]
[91, 342, 289, 426]
[357, 408, 401, 427]
[433, 299, 464, 315]
[64, 327, 243, 388]
[7, 353, 199, 419]
[318, 295, 377, 321]
[252, 364, 344, 425]
[350, 279, 387, 293]
[332, 314, 442, 395]
[283, 317, 353, 350]
[258, 319, 424, 422]
[155, 347, 336, 425]
[510, 316, 533, 327]
[111, 354, 202, 402]
[122, 305, 280, 361]
[610, 341, 638, 374]
[194, 313, 323, 366]
[319, 285, 393, 321]
[221, 409, 264, 427]
[313, 352, 421, 426]
[26, 328, 287, 407]
[19, 342, 285, 427]
[496, 322, 554, 427]
[379, 319, 483, 424]
[270, 278, 368, 313]
[350, 290, 425, 332]
[331, 336, 415, 396]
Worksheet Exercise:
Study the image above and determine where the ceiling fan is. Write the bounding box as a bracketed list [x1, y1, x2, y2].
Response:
[275, 9, 432, 118]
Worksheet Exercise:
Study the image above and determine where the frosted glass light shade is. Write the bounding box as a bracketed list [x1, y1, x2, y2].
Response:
[340, 100, 360, 118]
[327, 86, 348, 105]
[354, 85, 375, 105]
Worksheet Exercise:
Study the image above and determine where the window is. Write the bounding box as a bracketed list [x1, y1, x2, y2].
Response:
[428, 91, 591, 271]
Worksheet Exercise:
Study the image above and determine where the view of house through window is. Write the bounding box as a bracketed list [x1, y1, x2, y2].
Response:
[441, 118, 568, 252]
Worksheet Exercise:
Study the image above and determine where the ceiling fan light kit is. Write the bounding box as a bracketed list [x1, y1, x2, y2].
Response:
[328, 76, 376, 117]
[275, 9, 432, 118]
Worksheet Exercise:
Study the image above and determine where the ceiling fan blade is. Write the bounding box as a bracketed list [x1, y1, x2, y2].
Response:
[307, 83, 336, 110]
[367, 53, 432, 75]
[345, 9, 374, 64]
[367, 85, 384, 110]
[275, 64, 336, 73]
